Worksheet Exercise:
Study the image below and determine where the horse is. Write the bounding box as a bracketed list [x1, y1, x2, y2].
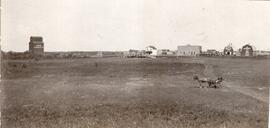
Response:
[193, 75, 224, 88]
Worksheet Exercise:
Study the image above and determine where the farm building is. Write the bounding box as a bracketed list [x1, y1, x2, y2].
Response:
[157, 49, 170, 55]
[145, 45, 157, 56]
[241, 44, 253, 57]
[167, 51, 175, 55]
[201, 49, 220, 56]
[124, 50, 146, 58]
[29, 36, 44, 58]
[157, 49, 176, 56]
[255, 50, 270, 56]
[207, 49, 220, 55]
[223, 44, 234, 56]
[235, 49, 242, 56]
[44, 51, 123, 59]
[177, 44, 202, 56]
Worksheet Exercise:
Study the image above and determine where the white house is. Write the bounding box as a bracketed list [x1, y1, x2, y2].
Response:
[145, 45, 157, 56]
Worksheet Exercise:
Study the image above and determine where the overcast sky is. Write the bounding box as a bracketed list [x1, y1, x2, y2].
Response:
[2, 0, 270, 52]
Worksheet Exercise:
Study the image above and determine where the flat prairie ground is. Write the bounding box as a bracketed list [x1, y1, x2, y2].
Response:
[1, 57, 269, 128]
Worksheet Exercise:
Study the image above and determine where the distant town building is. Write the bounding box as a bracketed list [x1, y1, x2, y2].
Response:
[207, 49, 220, 56]
[96, 51, 103, 57]
[29, 36, 44, 58]
[124, 49, 146, 58]
[223, 43, 234, 56]
[255, 50, 270, 56]
[157, 49, 176, 56]
[201, 49, 220, 56]
[167, 51, 175, 55]
[235, 49, 242, 56]
[157, 49, 170, 55]
[145, 45, 157, 56]
[177, 44, 202, 56]
[241, 44, 253, 57]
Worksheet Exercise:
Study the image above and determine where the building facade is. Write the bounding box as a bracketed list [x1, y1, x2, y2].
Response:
[157, 49, 170, 55]
[241, 44, 253, 57]
[124, 49, 146, 58]
[255, 50, 270, 56]
[201, 49, 221, 56]
[223, 44, 234, 56]
[29, 36, 44, 58]
[177, 44, 202, 56]
[235, 49, 242, 56]
[145, 45, 157, 56]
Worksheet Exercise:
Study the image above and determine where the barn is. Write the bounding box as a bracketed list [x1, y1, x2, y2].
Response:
[241, 44, 253, 57]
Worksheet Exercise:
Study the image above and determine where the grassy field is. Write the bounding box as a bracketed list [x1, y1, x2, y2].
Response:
[1, 57, 269, 128]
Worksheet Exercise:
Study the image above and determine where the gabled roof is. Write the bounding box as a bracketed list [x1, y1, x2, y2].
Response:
[242, 44, 252, 48]
[146, 45, 157, 50]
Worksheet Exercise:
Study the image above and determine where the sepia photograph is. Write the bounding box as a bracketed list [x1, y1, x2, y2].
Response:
[0, 0, 269, 128]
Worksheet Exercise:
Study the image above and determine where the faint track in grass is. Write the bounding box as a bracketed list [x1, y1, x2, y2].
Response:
[223, 81, 268, 103]
[204, 64, 268, 103]
[203, 64, 215, 78]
